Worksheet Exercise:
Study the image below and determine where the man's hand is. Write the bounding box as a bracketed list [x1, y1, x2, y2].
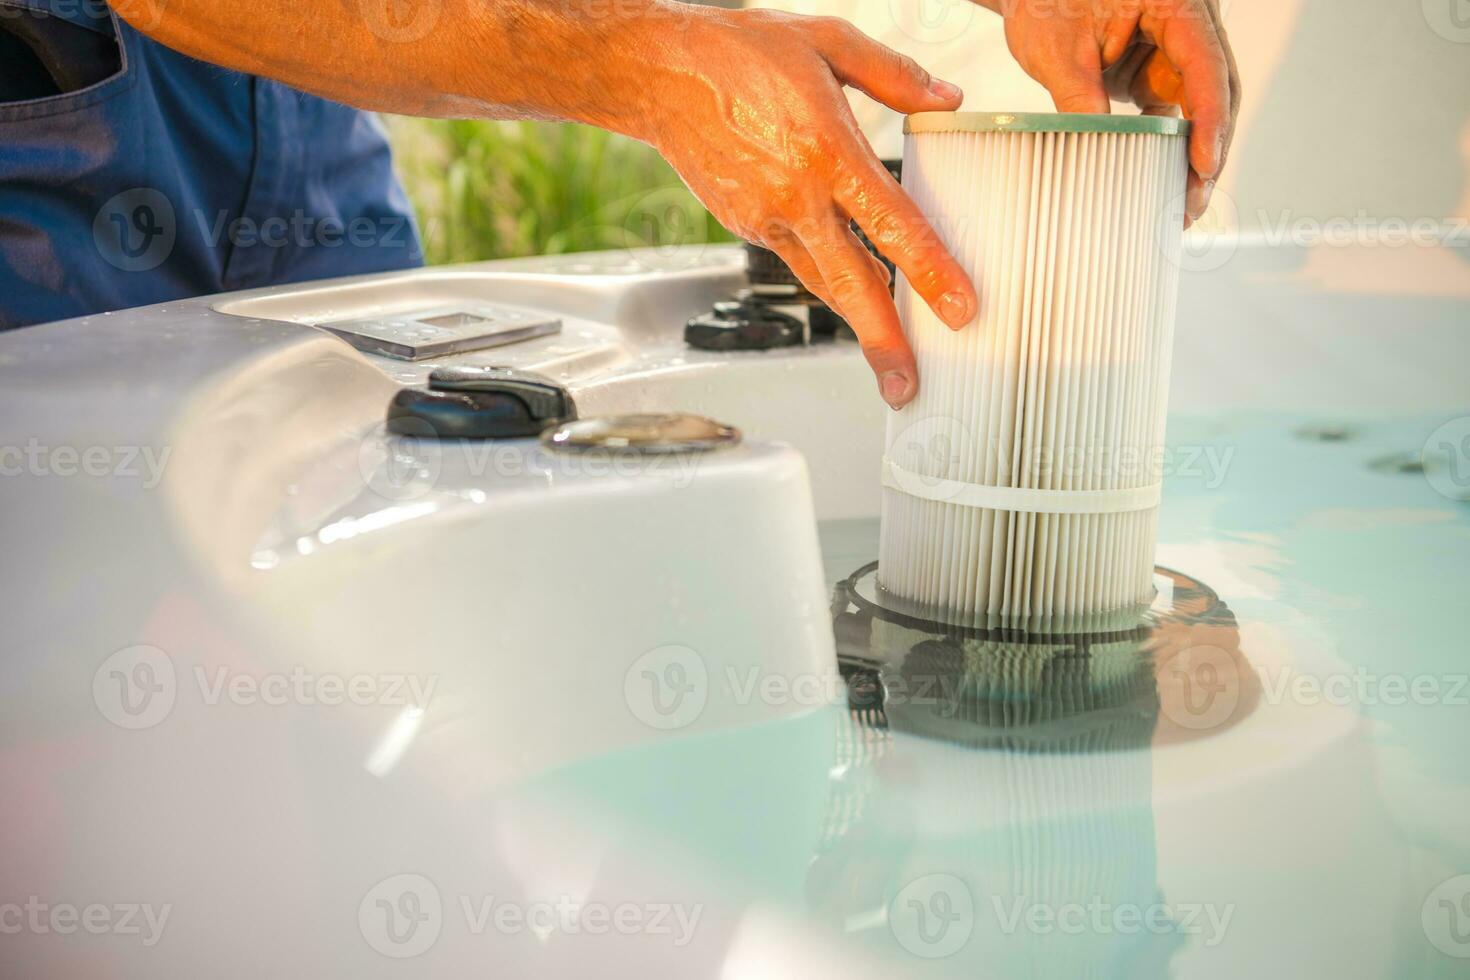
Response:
[979, 0, 1240, 224]
[638, 7, 978, 408]
[111, 0, 978, 407]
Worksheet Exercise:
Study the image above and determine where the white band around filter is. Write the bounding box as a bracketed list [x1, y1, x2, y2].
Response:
[882, 458, 1162, 515]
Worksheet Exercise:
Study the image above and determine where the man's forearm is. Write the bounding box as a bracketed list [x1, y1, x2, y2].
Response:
[108, 0, 690, 139]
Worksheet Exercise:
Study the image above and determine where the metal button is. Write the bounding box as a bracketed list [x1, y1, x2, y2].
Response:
[540, 414, 741, 454]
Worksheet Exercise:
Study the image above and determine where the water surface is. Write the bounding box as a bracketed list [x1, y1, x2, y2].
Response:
[502, 412, 1470, 978]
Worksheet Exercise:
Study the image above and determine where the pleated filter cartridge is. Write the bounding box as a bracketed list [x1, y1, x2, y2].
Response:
[878, 112, 1189, 624]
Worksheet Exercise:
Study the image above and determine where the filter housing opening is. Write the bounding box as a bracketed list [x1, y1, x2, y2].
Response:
[832, 562, 1258, 753]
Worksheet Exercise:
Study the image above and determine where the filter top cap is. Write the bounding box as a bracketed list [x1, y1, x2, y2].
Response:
[905, 111, 1189, 137]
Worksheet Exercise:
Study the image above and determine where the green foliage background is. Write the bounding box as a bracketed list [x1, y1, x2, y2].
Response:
[385, 117, 735, 265]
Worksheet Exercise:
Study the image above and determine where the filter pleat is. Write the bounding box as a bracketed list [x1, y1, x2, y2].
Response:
[879, 115, 1186, 623]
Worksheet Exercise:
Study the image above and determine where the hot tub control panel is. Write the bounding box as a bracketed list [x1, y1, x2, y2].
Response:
[320, 303, 561, 360]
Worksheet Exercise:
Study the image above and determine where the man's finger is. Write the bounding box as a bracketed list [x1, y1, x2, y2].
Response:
[1034, 35, 1111, 114]
[764, 231, 840, 311]
[813, 17, 964, 112]
[832, 152, 977, 332]
[768, 231, 893, 336]
[798, 218, 918, 409]
[1149, 7, 1232, 184]
[867, 251, 892, 288]
[1204, 0, 1242, 186]
[1129, 46, 1184, 110]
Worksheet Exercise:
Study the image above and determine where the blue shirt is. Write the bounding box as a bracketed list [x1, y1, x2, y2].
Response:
[0, 0, 423, 328]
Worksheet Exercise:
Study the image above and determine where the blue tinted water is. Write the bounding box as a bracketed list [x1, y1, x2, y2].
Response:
[503, 412, 1470, 978]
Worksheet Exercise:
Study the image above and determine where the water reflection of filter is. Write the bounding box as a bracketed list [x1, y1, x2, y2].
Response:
[879, 112, 1189, 620]
[815, 564, 1251, 976]
[817, 643, 1170, 980]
